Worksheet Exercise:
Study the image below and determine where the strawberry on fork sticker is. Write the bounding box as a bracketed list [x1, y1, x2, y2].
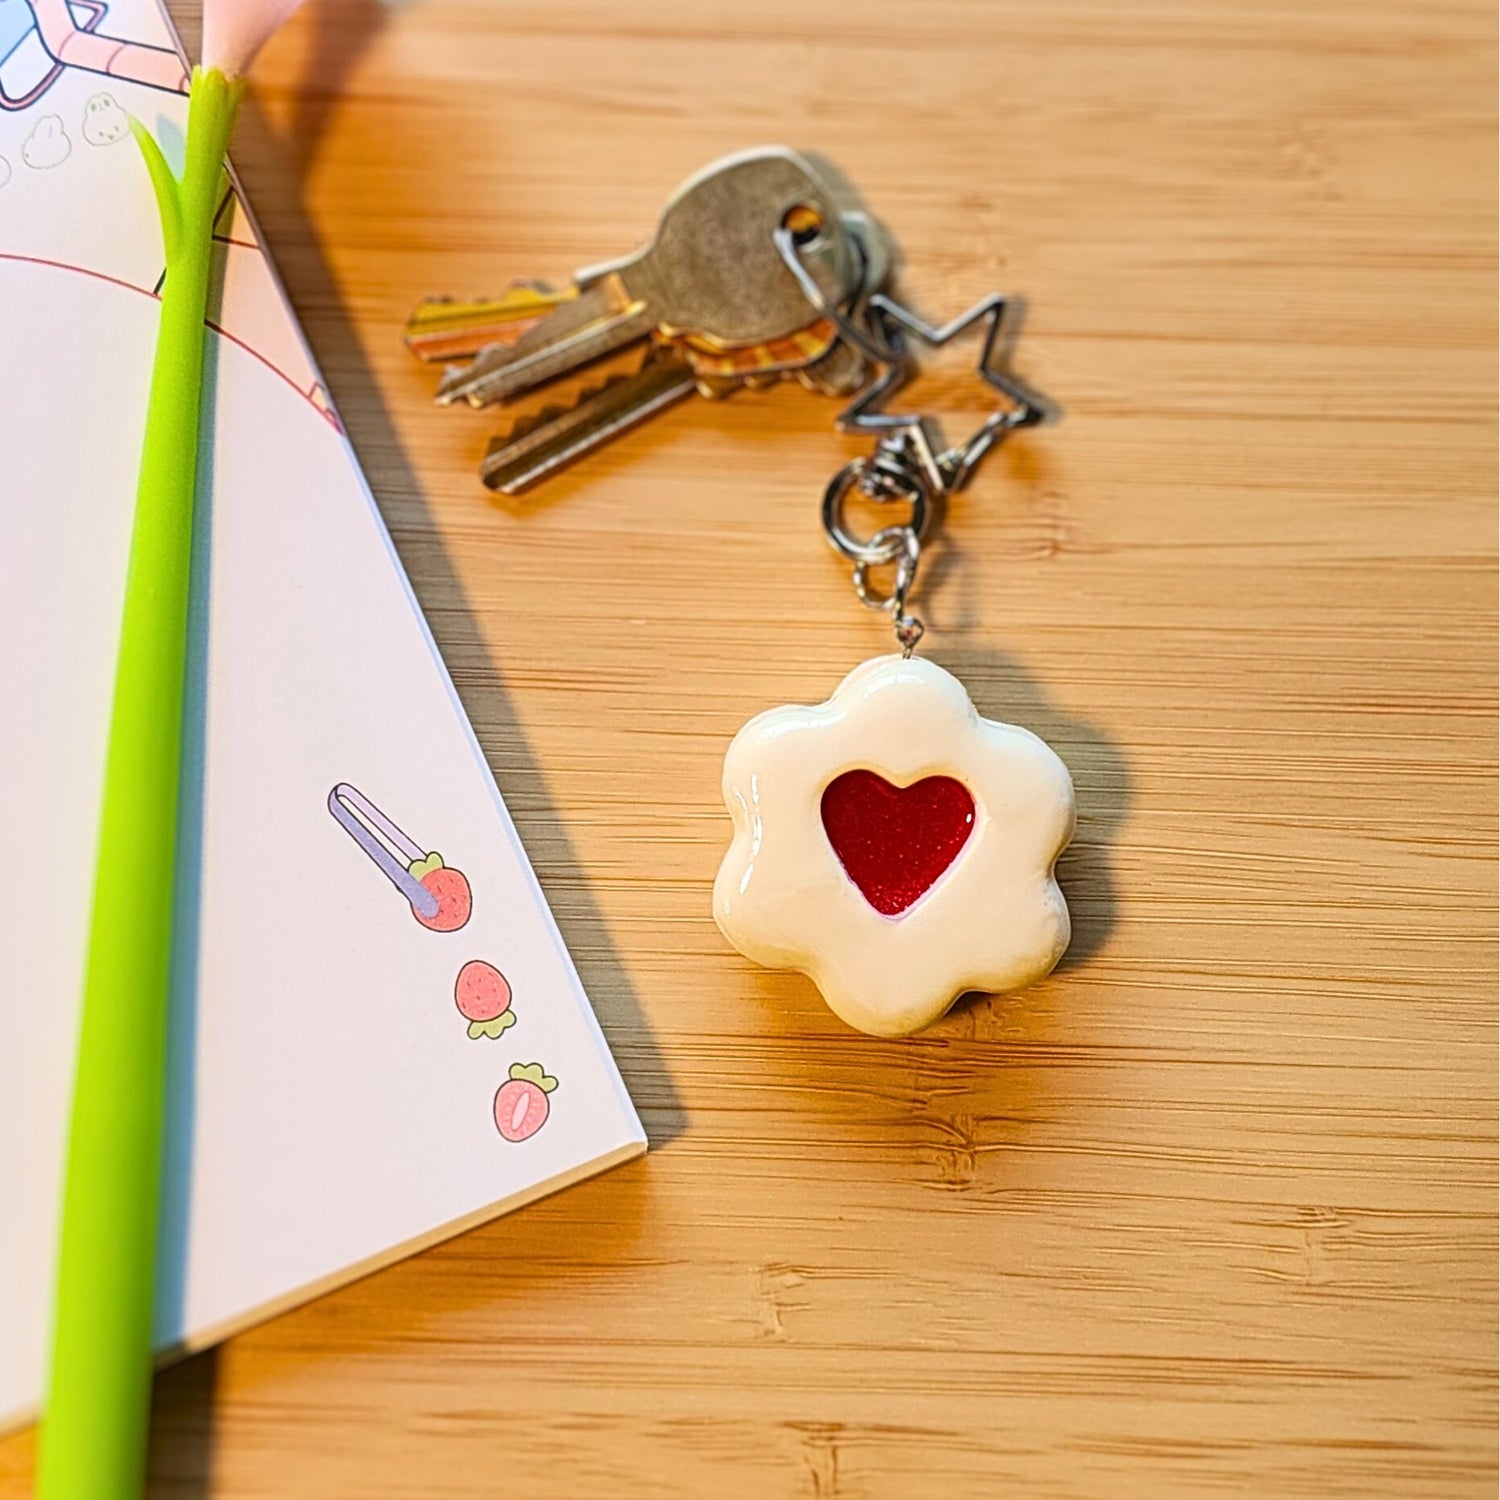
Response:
[328, 783, 472, 931]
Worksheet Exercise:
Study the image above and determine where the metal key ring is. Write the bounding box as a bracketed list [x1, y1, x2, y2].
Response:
[851, 525, 921, 614]
[822, 457, 930, 566]
[772, 225, 908, 368]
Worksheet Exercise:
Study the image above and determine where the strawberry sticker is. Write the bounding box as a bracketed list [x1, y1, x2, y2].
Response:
[455, 960, 515, 1040]
[494, 1063, 557, 1142]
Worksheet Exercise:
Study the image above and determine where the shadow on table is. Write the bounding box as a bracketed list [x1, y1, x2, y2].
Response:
[145, 1350, 218, 1500]
[930, 639, 1131, 977]
[237, 0, 680, 1128]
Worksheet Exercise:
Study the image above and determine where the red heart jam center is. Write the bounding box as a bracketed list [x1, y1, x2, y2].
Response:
[820, 769, 976, 916]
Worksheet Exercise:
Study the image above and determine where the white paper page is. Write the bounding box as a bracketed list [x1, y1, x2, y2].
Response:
[0, 0, 645, 1430]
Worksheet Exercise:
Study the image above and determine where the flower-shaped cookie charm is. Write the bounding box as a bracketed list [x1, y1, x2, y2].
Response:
[714, 655, 1075, 1036]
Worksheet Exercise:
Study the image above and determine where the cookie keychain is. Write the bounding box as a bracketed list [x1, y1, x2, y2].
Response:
[410, 149, 1076, 1038]
[712, 263, 1076, 1038]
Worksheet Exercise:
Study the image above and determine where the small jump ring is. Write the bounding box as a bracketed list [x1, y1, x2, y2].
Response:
[851, 525, 920, 613]
[823, 459, 929, 566]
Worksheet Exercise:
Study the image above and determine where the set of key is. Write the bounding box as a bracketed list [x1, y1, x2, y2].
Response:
[407, 148, 892, 494]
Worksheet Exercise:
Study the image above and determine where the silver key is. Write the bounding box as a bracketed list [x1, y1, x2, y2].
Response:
[473, 207, 895, 492]
[437, 148, 858, 409]
[435, 285, 655, 408]
[480, 350, 698, 494]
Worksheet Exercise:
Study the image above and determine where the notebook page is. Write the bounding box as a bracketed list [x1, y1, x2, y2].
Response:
[0, 0, 645, 1430]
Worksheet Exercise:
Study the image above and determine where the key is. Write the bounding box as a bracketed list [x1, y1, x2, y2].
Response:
[796, 210, 895, 397]
[468, 208, 892, 490]
[405, 283, 571, 363]
[477, 291, 862, 490]
[476, 303, 843, 490]
[435, 148, 858, 409]
[677, 316, 840, 384]
[666, 212, 893, 393]
[416, 159, 894, 490]
[667, 211, 892, 397]
[435, 276, 655, 408]
[479, 348, 698, 495]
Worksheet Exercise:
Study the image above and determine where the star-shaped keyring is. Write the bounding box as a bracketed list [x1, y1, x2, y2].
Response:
[837, 292, 1048, 496]
[771, 223, 1049, 500]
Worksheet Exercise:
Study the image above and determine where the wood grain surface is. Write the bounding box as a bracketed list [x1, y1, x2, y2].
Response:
[4, 0, 1496, 1495]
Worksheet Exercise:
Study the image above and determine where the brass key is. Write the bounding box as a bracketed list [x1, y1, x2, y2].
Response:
[405, 284, 571, 364]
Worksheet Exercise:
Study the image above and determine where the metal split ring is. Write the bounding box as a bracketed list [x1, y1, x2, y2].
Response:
[851, 525, 920, 615]
[822, 458, 930, 566]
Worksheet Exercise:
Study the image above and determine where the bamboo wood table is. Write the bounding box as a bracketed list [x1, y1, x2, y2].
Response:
[3, 0, 1495, 1494]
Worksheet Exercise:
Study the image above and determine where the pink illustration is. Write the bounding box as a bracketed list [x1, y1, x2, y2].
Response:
[455, 959, 514, 1040]
[0, 0, 342, 430]
[328, 782, 472, 932]
[494, 1064, 557, 1142]
[0, 0, 187, 110]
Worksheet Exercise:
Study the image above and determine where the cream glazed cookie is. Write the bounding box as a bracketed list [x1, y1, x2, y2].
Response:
[714, 655, 1075, 1037]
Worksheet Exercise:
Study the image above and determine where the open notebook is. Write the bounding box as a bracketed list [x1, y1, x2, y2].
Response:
[0, 0, 645, 1432]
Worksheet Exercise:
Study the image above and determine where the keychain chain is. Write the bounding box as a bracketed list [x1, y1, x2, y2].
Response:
[822, 448, 928, 656]
[775, 224, 1041, 658]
